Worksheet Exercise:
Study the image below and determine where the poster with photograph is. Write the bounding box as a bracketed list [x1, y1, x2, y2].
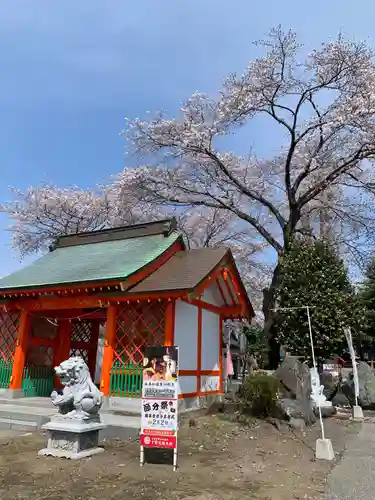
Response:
[140, 346, 179, 452]
[143, 346, 178, 381]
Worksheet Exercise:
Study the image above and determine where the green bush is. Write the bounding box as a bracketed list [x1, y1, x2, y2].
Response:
[241, 373, 280, 417]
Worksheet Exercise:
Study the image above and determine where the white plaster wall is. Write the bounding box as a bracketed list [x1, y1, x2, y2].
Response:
[201, 310, 220, 371]
[178, 376, 196, 395]
[202, 283, 224, 307]
[217, 275, 232, 304]
[200, 375, 220, 392]
[174, 300, 198, 370]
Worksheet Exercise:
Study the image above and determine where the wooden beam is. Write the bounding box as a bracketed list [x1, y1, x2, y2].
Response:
[76, 312, 107, 320]
[14, 296, 106, 311]
[1, 281, 122, 299]
[31, 309, 106, 320]
[179, 370, 220, 376]
[11, 291, 185, 312]
[100, 305, 117, 396]
[164, 300, 175, 346]
[178, 390, 221, 399]
[33, 309, 83, 318]
[182, 298, 242, 316]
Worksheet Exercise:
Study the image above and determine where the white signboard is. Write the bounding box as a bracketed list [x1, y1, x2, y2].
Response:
[140, 346, 179, 470]
[141, 395, 178, 433]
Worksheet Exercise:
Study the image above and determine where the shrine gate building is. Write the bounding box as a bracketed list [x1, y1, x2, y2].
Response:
[0, 219, 254, 410]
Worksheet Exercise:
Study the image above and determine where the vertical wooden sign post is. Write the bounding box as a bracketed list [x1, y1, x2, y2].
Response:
[140, 346, 179, 471]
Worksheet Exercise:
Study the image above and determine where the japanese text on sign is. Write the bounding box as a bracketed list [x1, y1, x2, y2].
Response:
[140, 346, 179, 452]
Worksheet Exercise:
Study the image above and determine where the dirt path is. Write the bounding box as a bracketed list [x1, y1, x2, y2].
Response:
[0, 414, 357, 500]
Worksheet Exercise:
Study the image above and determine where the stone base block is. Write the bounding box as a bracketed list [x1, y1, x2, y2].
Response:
[312, 399, 332, 408]
[314, 405, 337, 418]
[352, 405, 364, 420]
[315, 438, 335, 461]
[39, 446, 104, 460]
[39, 419, 107, 460]
[0, 389, 25, 399]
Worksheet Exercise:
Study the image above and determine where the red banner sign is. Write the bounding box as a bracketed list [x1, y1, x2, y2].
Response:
[140, 433, 177, 449]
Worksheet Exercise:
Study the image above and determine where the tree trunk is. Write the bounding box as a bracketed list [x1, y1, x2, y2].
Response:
[262, 264, 281, 369]
[263, 219, 299, 369]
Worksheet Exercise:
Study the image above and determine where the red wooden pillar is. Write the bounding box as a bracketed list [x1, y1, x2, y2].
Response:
[53, 319, 72, 387]
[88, 321, 100, 379]
[100, 305, 117, 396]
[164, 300, 175, 346]
[54, 320, 72, 366]
[10, 310, 30, 390]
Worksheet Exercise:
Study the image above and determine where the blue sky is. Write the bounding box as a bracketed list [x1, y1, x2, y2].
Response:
[0, 0, 372, 277]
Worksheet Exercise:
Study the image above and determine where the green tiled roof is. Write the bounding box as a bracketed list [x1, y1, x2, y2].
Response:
[0, 232, 181, 291]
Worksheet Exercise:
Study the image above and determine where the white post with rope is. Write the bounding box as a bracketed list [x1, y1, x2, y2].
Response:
[344, 327, 363, 420]
[305, 306, 334, 460]
[274, 304, 334, 460]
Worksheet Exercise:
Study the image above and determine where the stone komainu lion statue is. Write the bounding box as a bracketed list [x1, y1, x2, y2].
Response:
[51, 356, 103, 420]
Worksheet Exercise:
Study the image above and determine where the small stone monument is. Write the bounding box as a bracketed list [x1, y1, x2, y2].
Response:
[39, 356, 107, 460]
[310, 368, 332, 409]
[275, 356, 316, 425]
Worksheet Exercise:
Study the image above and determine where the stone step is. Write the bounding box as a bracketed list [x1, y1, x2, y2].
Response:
[0, 397, 52, 409]
[0, 398, 142, 441]
[0, 405, 54, 427]
[0, 405, 140, 441]
[0, 417, 38, 432]
[0, 404, 55, 416]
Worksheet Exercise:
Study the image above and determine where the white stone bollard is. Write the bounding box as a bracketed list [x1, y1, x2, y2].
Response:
[315, 438, 335, 461]
[352, 405, 364, 420]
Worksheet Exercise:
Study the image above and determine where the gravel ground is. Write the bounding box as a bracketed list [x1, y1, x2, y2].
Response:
[0, 413, 357, 500]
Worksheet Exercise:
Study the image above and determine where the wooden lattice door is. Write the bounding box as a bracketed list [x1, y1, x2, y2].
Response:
[0, 311, 19, 389]
[110, 301, 165, 397]
[23, 316, 57, 397]
[70, 320, 100, 378]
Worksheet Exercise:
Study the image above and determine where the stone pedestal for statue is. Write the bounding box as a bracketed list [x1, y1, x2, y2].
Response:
[310, 368, 332, 409]
[39, 356, 107, 460]
[39, 417, 106, 459]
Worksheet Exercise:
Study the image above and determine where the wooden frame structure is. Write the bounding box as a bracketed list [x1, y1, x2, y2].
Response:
[0, 220, 254, 402]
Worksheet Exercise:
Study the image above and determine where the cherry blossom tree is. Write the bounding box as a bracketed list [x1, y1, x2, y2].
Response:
[3, 27, 375, 366]
[0, 186, 113, 257]
[0, 185, 265, 311]
[117, 27, 375, 366]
